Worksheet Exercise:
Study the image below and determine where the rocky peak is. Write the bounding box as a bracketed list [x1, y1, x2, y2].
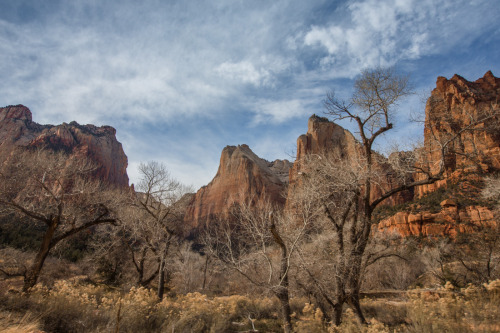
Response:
[183, 144, 291, 231]
[0, 105, 129, 187]
[288, 115, 411, 206]
[416, 71, 500, 197]
[0, 105, 32, 122]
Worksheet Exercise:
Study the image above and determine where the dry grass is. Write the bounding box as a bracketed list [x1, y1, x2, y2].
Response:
[0, 278, 499, 332]
[0, 311, 43, 333]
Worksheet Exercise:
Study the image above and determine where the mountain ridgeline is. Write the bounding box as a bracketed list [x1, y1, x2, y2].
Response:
[0, 71, 499, 237]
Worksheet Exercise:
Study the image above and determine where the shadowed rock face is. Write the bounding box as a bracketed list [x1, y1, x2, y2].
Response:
[416, 71, 500, 197]
[184, 144, 291, 230]
[0, 105, 129, 187]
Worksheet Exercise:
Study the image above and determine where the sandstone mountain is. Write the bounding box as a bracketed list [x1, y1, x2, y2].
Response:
[0, 105, 129, 187]
[288, 115, 412, 207]
[183, 144, 291, 230]
[379, 71, 500, 237]
[415, 71, 500, 197]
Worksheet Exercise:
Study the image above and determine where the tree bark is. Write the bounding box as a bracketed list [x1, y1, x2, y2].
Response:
[275, 288, 292, 333]
[157, 258, 166, 300]
[270, 222, 293, 332]
[23, 220, 57, 292]
[157, 243, 170, 300]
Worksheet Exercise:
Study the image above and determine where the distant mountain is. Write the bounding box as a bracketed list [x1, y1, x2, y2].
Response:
[0, 105, 129, 187]
[183, 71, 500, 239]
[183, 144, 291, 230]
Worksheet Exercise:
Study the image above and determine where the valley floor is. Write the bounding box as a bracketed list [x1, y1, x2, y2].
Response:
[1, 277, 499, 333]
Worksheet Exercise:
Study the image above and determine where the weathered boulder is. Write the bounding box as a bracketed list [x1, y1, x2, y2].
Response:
[0, 105, 129, 187]
[184, 144, 291, 229]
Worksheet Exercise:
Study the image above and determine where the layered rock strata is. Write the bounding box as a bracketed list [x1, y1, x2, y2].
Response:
[378, 71, 500, 237]
[377, 200, 495, 238]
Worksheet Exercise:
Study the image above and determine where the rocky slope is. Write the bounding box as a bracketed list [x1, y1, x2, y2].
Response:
[183, 144, 291, 230]
[0, 105, 129, 187]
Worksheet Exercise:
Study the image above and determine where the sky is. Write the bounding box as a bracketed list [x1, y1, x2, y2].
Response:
[1, 0, 499, 189]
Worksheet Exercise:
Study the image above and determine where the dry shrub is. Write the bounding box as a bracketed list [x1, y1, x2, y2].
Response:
[0, 311, 42, 333]
[328, 308, 390, 333]
[293, 302, 327, 333]
[407, 280, 500, 332]
[27, 280, 112, 332]
[0, 280, 287, 333]
[158, 292, 280, 332]
[361, 298, 407, 327]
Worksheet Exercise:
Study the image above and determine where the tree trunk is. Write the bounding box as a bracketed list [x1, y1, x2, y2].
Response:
[333, 302, 343, 326]
[157, 258, 166, 300]
[270, 222, 293, 333]
[275, 288, 292, 333]
[202, 255, 209, 290]
[157, 243, 170, 300]
[349, 294, 367, 325]
[23, 221, 57, 292]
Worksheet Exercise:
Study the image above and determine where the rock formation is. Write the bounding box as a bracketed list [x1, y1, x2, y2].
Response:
[415, 71, 500, 197]
[377, 200, 495, 238]
[288, 115, 411, 206]
[0, 105, 129, 187]
[184, 144, 291, 230]
[377, 71, 500, 237]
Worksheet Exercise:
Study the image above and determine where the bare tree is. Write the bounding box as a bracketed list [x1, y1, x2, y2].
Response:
[295, 67, 500, 325]
[0, 148, 122, 292]
[123, 161, 188, 300]
[203, 199, 310, 333]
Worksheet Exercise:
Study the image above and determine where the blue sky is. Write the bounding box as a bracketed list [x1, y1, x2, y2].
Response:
[1, 0, 499, 189]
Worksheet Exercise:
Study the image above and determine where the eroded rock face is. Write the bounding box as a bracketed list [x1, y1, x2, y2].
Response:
[288, 115, 412, 206]
[289, 115, 358, 185]
[376, 205, 495, 238]
[376, 72, 500, 237]
[415, 71, 500, 197]
[0, 105, 129, 187]
[184, 144, 291, 229]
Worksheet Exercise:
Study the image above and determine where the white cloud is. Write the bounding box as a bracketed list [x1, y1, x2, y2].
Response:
[302, 0, 497, 77]
[0, 0, 498, 190]
[252, 99, 311, 124]
[216, 61, 271, 87]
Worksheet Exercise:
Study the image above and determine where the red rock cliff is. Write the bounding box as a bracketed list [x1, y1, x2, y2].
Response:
[184, 144, 291, 229]
[288, 115, 411, 206]
[378, 71, 500, 237]
[0, 105, 129, 187]
[415, 71, 500, 197]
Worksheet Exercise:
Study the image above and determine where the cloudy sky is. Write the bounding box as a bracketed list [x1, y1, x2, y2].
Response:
[1, 0, 499, 189]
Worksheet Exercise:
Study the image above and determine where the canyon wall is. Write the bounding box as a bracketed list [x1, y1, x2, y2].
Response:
[379, 71, 500, 237]
[415, 71, 500, 197]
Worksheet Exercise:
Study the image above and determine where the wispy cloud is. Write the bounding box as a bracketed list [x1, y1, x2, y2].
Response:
[0, 0, 498, 188]
[301, 0, 498, 77]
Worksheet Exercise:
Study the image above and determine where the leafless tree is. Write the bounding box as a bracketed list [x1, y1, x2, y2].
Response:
[203, 198, 310, 333]
[0, 148, 122, 292]
[123, 161, 189, 300]
[295, 67, 500, 325]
